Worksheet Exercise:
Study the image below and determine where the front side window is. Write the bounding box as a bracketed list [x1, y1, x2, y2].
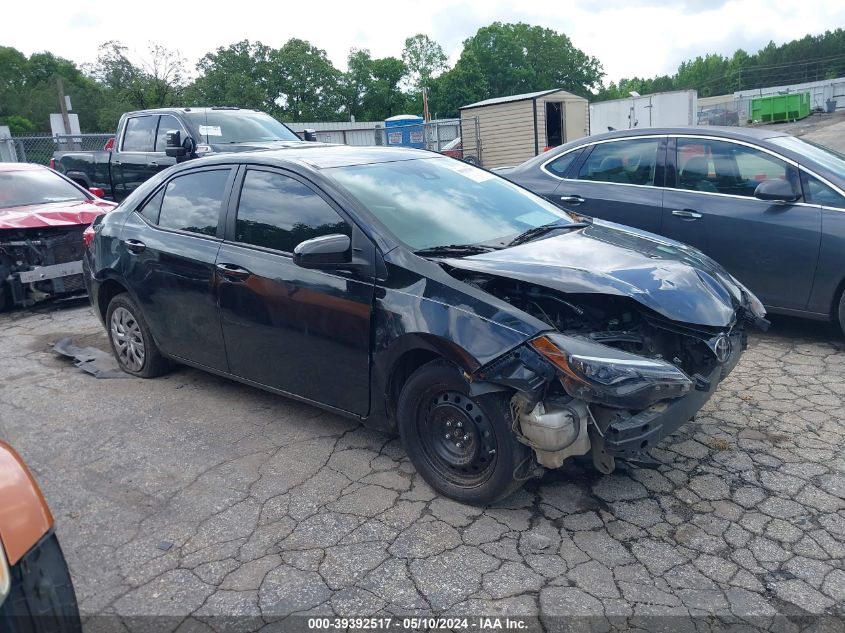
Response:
[122, 116, 157, 152]
[802, 172, 845, 208]
[676, 138, 798, 198]
[157, 170, 230, 236]
[155, 115, 185, 152]
[326, 157, 573, 251]
[545, 149, 582, 177]
[235, 170, 350, 253]
[577, 139, 660, 186]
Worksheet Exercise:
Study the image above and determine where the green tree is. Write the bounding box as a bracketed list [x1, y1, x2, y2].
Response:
[402, 34, 448, 90]
[273, 39, 342, 121]
[187, 40, 276, 111]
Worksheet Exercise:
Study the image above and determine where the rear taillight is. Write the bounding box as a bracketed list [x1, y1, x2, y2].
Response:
[104, 137, 115, 151]
[49, 158, 56, 170]
[83, 225, 96, 250]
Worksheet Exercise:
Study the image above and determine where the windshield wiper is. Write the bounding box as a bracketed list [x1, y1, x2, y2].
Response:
[507, 221, 589, 247]
[414, 244, 494, 257]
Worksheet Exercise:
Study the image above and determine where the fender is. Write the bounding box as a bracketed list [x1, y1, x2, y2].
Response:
[0, 442, 53, 566]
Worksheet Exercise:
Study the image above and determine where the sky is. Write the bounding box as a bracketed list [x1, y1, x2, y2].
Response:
[6, 0, 845, 85]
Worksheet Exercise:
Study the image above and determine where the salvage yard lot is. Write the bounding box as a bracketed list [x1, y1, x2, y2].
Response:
[1, 303, 844, 628]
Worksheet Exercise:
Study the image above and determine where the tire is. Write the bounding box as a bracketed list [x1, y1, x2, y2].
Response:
[105, 292, 169, 378]
[396, 359, 531, 505]
[838, 291, 845, 336]
[0, 532, 82, 633]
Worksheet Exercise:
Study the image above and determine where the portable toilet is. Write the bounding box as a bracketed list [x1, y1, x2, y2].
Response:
[384, 115, 425, 149]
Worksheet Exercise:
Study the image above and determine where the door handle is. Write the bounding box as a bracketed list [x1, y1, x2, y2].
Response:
[671, 209, 702, 220]
[124, 239, 146, 254]
[147, 161, 159, 168]
[113, 160, 122, 166]
[560, 195, 585, 205]
[215, 263, 252, 281]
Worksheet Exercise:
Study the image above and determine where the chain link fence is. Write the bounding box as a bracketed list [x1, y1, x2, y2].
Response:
[4, 133, 113, 165]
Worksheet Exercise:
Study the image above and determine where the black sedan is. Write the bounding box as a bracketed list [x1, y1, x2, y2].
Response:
[84, 146, 765, 504]
[499, 127, 845, 332]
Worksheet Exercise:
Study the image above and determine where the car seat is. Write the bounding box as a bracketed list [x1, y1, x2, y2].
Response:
[679, 156, 718, 193]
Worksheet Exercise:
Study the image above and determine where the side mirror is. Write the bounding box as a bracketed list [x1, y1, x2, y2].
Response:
[754, 179, 799, 202]
[293, 234, 351, 269]
[165, 130, 186, 157]
[303, 129, 318, 142]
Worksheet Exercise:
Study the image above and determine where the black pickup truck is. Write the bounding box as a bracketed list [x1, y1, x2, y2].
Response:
[52, 107, 317, 201]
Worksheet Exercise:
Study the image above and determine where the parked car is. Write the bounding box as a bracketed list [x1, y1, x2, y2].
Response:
[83, 146, 764, 504]
[52, 107, 319, 202]
[0, 441, 81, 631]
[697, 108, 740, 126]
[499, 126, 845, 332]
[440, 137, 478, 165]
[0, 163, 116, 311]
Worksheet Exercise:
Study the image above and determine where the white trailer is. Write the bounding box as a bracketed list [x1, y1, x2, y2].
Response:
[589, 90, 698, 135]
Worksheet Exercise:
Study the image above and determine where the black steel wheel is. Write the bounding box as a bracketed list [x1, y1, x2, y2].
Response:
[396, 360, 530, 505]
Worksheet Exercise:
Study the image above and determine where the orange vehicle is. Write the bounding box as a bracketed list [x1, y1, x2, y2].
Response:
[0, 441, 81, 631]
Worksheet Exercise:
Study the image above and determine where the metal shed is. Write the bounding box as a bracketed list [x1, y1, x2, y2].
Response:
[459, 89, 589, 168]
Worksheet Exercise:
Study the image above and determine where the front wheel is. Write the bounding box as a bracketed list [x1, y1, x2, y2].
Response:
[396, 360, 531, 505]
[106, 293, 169, 378]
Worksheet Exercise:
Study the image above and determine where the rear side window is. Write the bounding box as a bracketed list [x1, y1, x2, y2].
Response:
[139, 188, 164, 224]
[545, 149, 581, 177]
[676, 138, 798, 198]
[578, 139, 660, 186]
[802, 172, 845, 208]
[157, 170, 230, 236]
[235, 169, 350, 253]
[122, 116, 157, 152]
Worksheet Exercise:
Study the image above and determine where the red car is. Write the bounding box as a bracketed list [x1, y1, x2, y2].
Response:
[0, 163, 116, 311]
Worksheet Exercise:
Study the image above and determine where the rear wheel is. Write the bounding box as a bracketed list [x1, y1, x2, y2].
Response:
[106, 293, 169, 378]
[396, 360, 531, 505]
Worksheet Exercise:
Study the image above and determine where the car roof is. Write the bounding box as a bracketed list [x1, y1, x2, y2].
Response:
[192, 145, 438, 170]
[582, 126, 789, 143]
[124, 107, 272, 117]
[0, 162, 47, 172]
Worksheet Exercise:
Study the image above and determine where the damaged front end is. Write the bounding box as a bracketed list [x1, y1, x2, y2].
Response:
[466, 276, 754, 474]
[0, 226, 88, 309]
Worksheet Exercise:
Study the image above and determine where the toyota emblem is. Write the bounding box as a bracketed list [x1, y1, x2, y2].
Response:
[713, 336, 731, 364]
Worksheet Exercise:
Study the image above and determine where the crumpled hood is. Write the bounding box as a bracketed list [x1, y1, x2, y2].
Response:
[0, 199, 115, 230]
[444, 220, 747, 328]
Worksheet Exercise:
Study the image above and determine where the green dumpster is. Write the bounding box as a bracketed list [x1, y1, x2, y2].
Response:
[751, 92, 811, 123]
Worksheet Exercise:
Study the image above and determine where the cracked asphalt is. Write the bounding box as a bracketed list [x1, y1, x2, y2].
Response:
[1, 302, 844, 632]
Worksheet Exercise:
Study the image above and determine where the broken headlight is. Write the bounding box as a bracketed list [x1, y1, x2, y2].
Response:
[530, 333, 693, 409]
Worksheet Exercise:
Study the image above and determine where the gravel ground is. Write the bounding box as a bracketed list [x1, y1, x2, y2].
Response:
[1, 302, 844, 632]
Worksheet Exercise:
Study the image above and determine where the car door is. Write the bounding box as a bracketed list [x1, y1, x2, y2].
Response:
[215, 166, 375, 415]
[113, 115, 157, 201]
[553, 136, 666, 233]
[661, 136, 820, 310]
[119, 166, 236, 370]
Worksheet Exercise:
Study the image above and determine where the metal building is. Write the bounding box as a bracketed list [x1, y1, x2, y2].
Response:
[588, 90, 698, 135]
[459, 89, 589, 168]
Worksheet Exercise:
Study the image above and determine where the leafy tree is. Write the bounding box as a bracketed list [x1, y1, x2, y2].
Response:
[457, 22, 604, 99]
[402, 34, 448, 90]
[187, 40, 276, 111]
[427, 50, 487, 118]
[0, 115, 35, 134]
[273, 39, 341, 121]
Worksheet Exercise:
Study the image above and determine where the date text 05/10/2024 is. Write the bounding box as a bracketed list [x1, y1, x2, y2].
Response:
[306, 617, 529, 630]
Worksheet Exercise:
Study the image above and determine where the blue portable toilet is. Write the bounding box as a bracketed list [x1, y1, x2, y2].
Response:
[384, 115, 425, 149]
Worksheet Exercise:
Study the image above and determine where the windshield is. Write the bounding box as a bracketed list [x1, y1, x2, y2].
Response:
[770, 136, 845, 179]
[185, 110, 300, 144]
[0, 169, 86, 209]
[327, 157, 573, 250]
